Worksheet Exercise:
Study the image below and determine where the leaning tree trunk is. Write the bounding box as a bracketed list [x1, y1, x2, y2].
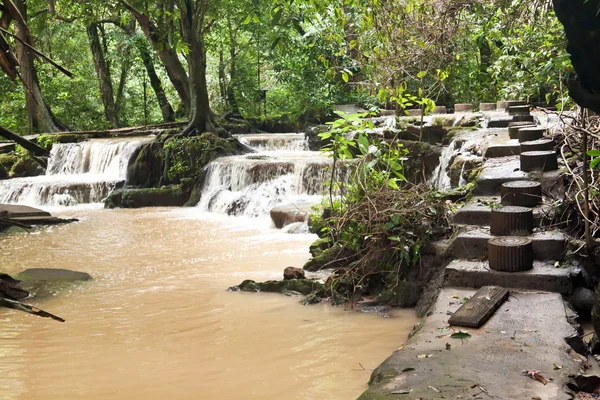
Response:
[138, 42, 175, 123]
[120, 1, 190, 114]
[87, 23, 119, 128]
[13, 0, 66, 133]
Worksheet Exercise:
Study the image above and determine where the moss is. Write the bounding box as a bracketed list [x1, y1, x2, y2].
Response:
[0, 154, 17, 178]
[309, 238, 331, 258]
[10, 157, 45, 177]
[376, 280, 422, 307]
[37, 133, 87, 149]
[303, 244, 354, 271]
[431, 116, 456, 127]
[104, 185, 190, 209]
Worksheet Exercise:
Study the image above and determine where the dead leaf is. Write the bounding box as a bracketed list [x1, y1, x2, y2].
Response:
[523, 369, 547, 385]
[446, 343, 451, 350]
[391, 390, 410, 394]
[450, 330, 472, 339]
[428, 385, 440, 393]
[531, 397, 542, 400]
[553, 363, 562, 370]
[452, 293, 460, 299]
[398, 345, 405, 350]
[401, 367, 415, 372]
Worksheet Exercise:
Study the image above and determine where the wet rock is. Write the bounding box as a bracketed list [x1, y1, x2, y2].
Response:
[0, 273, 29, 300]
[10, 157, 45, 177]
[283, 279, 323, 295]
[309, 238, 330, 258]
[376, 281, 422, 307]
[0, 162, 8, 179]
[565, 332, 588, 355]
[301, 294, 321, 305]
[238, 279, 259, 292]
[303, 244, 355, 272]
[455, 113, 483, 127]
[569, 375, 600, 394]
[256, 280, 287, 292]
[270, 203, 313, 229]
[282, 290, 302, 297]
[449, 155, 483, 187]
[590, 333, 600, 354]
[283, 267, 305, 280]
[17, 268, 92, 281]
[104, 185, 190, 208]
[568, 287, 596, 316]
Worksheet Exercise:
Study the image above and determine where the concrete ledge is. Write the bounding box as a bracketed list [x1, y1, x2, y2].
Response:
[484, 140, 520, 158]
[444, 260, 579, 294]
[487, 116, 513, 128]
[361, 288, 579, 400]
[451, 227, 566, 260]
[453, 197, 551, 226]
[473, 157, 562, 195]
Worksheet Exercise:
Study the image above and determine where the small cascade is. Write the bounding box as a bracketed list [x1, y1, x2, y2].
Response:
[235, 133, 308, 151]
[430, 139, 474, 190]
[0, 138, 147, 207]
[197, 151, 329, 218]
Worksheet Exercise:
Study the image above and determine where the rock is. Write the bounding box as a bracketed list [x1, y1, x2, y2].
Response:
[303, 244, 355, 271]
[309, 238, 330, 258]
[456, 114, 483, 127]
[565, 332, 588, 355]
[376, 281, 422, 307]
[301, 294, 321, 305]
[0, 273, 29, 300]
[238, 279, 259, 292]
[454, 103, 473, 112]
[568, 287, 595, 316]
[0, 162, 8, 179]
[256, 280, 287, 292]
[10, 157, 45, 177]
[104, 185, 190, 208]
[282, 290, 302, 297]
[17, 268, 92, 281]
[270, 202, 316, 229]
[449, 155, 483, 187]
[590, 333, 600, 354]
[283, 267, 305, 280]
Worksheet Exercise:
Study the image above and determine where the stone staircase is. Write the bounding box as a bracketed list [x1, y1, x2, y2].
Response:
[445, 103, 580, 295]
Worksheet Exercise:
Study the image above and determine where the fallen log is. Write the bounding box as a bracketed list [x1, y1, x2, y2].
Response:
[0, 125, 49, 157]
[0, 297, 65, 322]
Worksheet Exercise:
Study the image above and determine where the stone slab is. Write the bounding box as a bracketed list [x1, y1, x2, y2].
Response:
[451, 226, 566, 260]
[473, 156, 562, 195]
[484, 140, 520, 158]
[360, 288, 579, 400]
[453, 197, 552, 226]
[444, 260, 579, 294]
[486, 116, 513, 128]
[0, 204, 51, 218]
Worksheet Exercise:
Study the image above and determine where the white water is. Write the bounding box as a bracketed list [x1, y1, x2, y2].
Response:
[0, 138, 149, 207]
[197, 135, 329, 217]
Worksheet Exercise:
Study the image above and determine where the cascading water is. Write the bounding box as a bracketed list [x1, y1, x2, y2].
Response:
[0, 138, 148, 207]
[198, 133, 329, 218]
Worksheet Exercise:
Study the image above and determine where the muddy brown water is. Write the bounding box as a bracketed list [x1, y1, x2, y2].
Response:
[0, 207, 416, 399]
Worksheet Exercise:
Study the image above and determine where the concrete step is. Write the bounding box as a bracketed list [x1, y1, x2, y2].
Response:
[484, 139, 520, 158]
[444, 260, 580, 294]
[450, 226, 565, 260]
[473, 156, 563, 195]
[453, 197, 551, 226]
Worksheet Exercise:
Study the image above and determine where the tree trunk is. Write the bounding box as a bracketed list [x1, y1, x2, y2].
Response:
[87, 23, 119, 128]
[120, 1, 190, 114]
[180, 0, 217, 135]
[138, 41, 175, 122]
[13, 0, 65, 133]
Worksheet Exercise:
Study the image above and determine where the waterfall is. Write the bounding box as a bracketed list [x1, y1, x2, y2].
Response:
[0, 138, 146, 207]
[235, 133, 309, 151]
[430, 139, 473, 190]
[197, 153, 329, 218]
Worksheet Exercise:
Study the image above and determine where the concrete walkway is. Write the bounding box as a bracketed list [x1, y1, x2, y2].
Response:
[360, 107, 587, 399]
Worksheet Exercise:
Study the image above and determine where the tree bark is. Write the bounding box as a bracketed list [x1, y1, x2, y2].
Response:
[119, 0, 190, 114]
[180, 0, 217, 135]
[137, 41, 175, 122]
[13, 0, 66, 133]
[87, 23, 119, 128]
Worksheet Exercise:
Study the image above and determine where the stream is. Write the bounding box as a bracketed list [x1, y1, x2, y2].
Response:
[0, 133, 417, 399]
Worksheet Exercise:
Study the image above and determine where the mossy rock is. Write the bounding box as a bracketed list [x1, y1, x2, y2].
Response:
[309, 238, 331, 258]
[104, 185, 190, 208]
[37, 133, 88, 149]
[0, 153, 18, 177]
[449, 156, 483, 187]
[303, 245, 355, 272]
[376, 281, 422, 307]
[10, 157, 45, 177]
[431, 116, 456, 127]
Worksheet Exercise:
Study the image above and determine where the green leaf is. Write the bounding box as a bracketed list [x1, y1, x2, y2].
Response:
[342, 72, 349, 83]
[357, 134, 369, 155]
[243, 14, 252, 24]
[450, 331, 471, 339]
[587, 150, 600, 157]
[416, 71, 427, 78]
